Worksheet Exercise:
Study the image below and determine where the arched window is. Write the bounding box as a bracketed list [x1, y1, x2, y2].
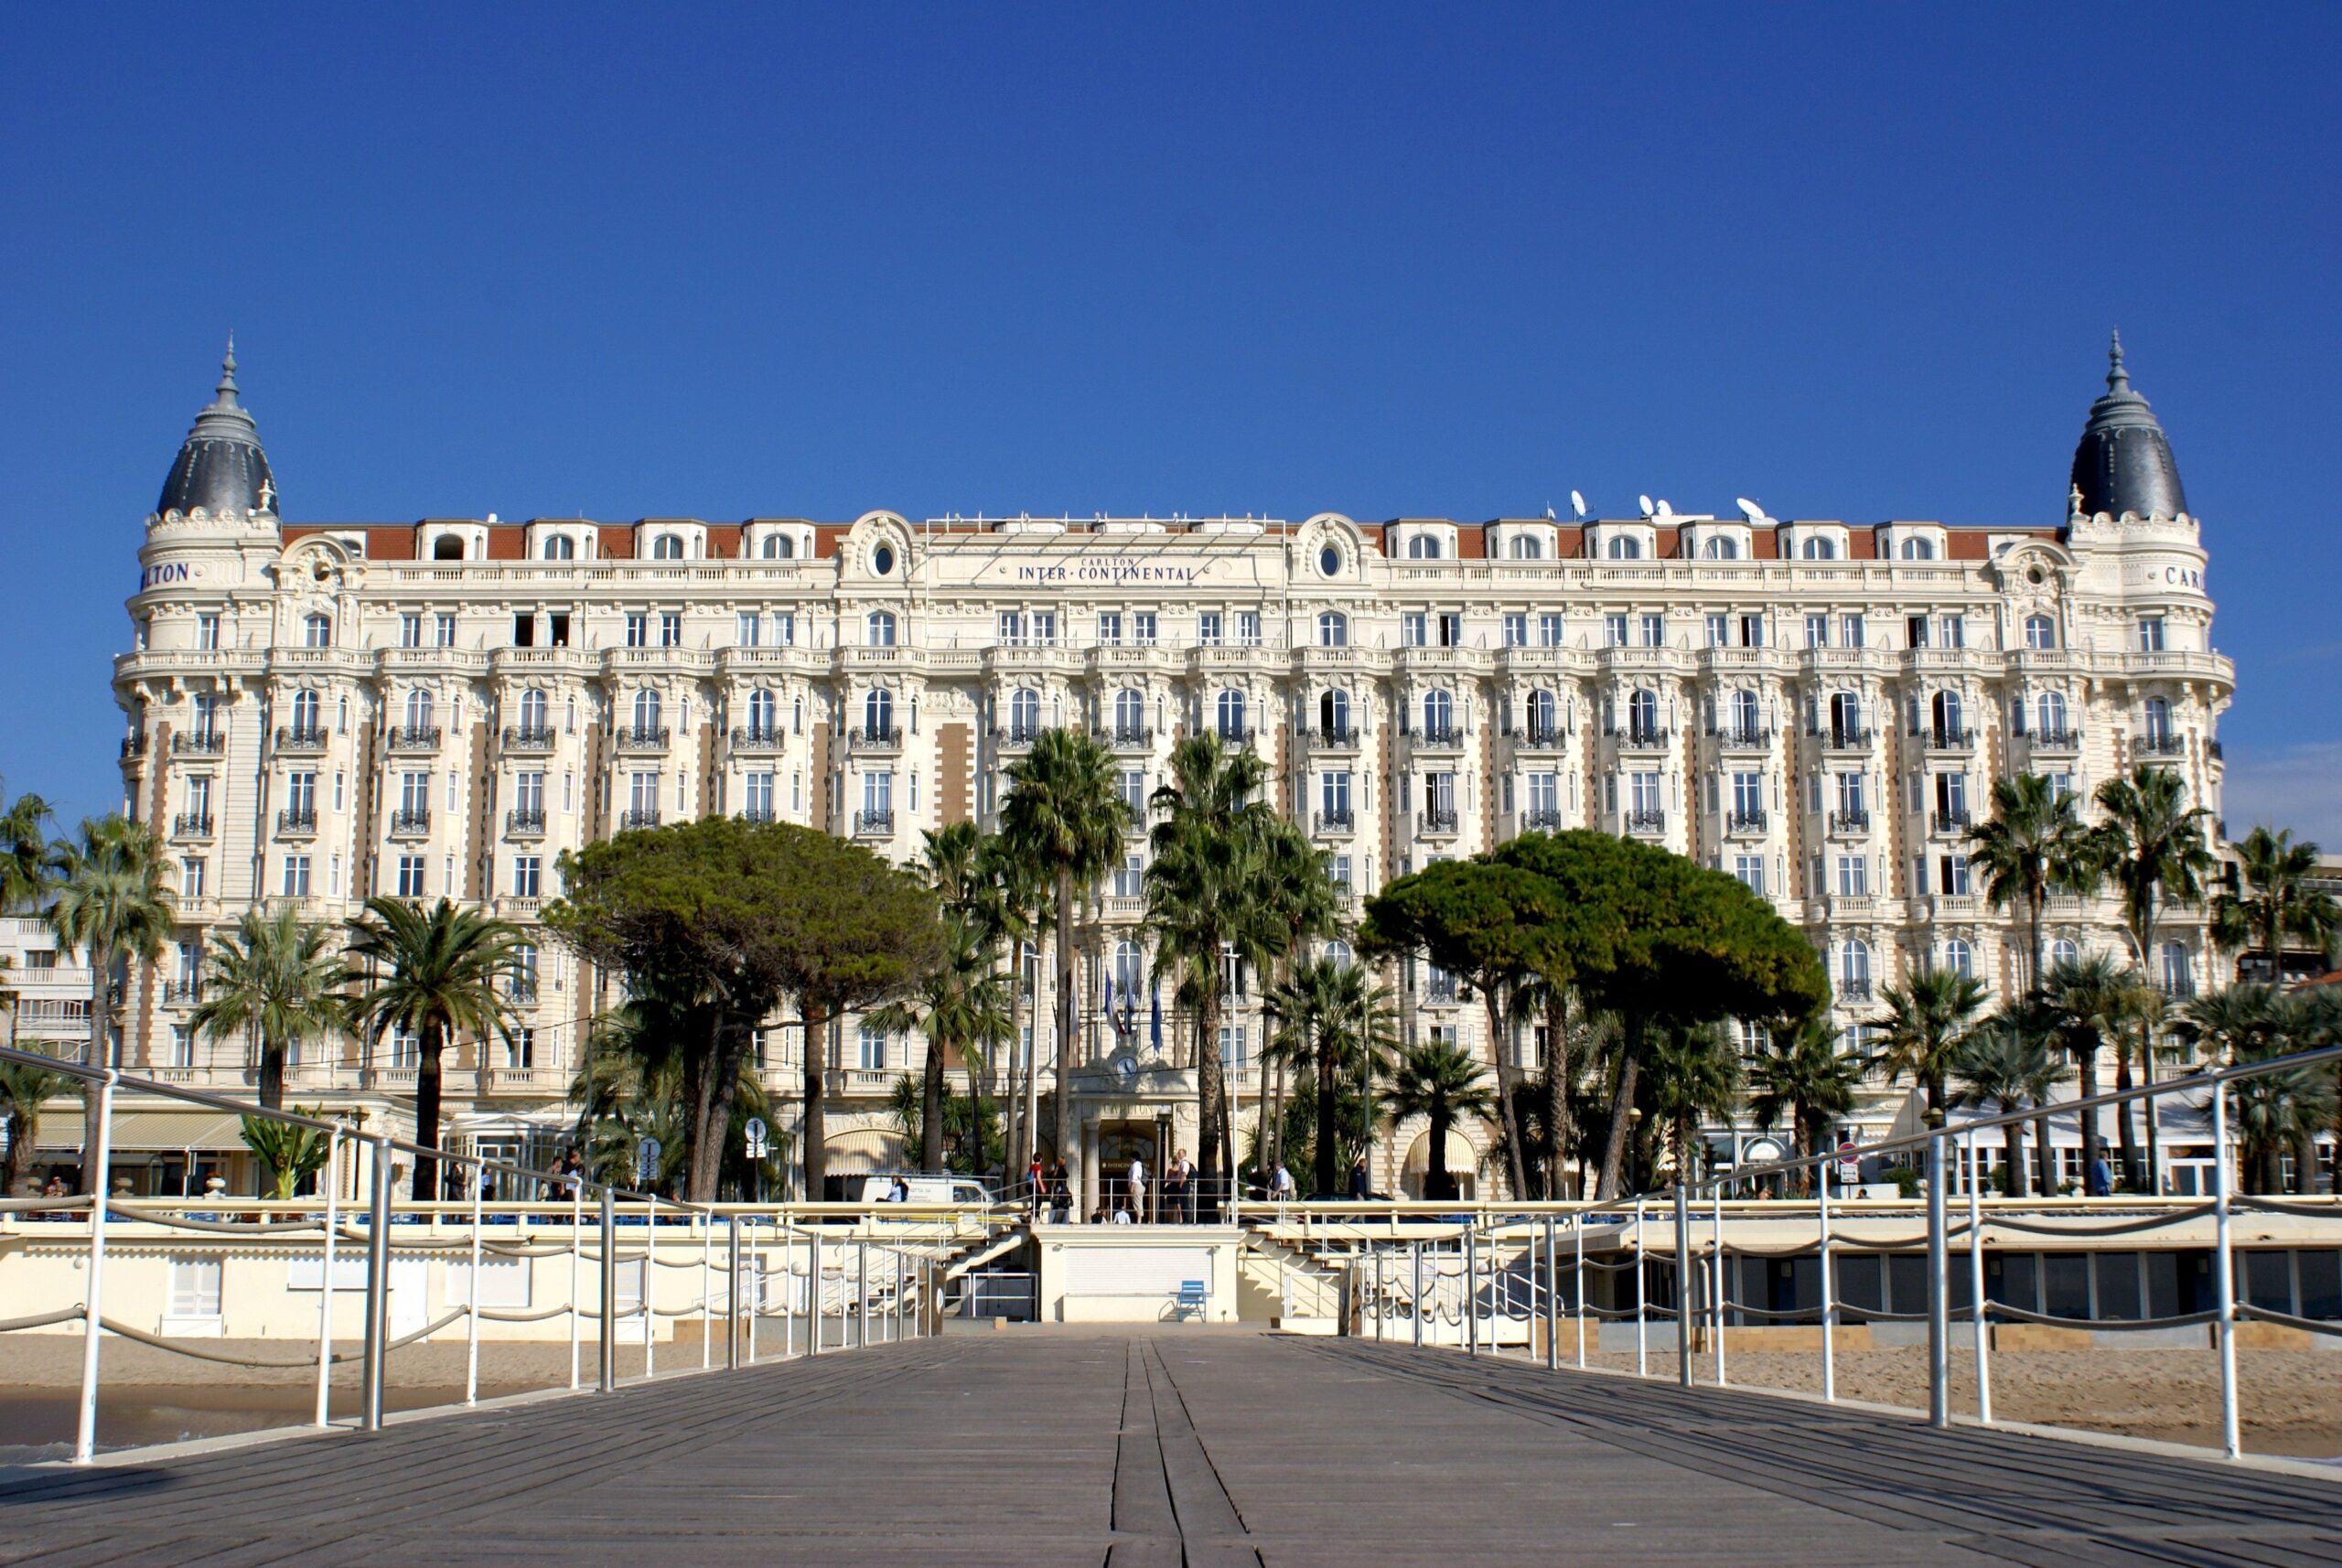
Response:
[1008, 689, 1040, 740]
[1509, 534, 1544, 560]
[1526, 689, 1557, 738]
[1701, 536, 1739, 560]
[1216, 689, 1248, 741]
[2142, 695, 2172, 744]
[337, 694, 349, 732]
[1932, 690, 1964, 737]
[541, 534, 575, 561]
[1317, 612, 1348, 648]
[1800, 536, 1838, 561]
[432, 535, 465, 561]
[1606, 535, 1643, 560]
[1113, 940, 1144, 999]
[1729, 690, 1759, 736]
[1899, 536, 1937, 561]
[403, 689, 435, 731]
[1406, 533, 1442, 560]
[2024, 614, 2056, 650]
[865, 689, 894, 739]
[1627, 688, 1658, 736]
[1319, 689, 1350, 738]
[302, 613, 332, 648]
[2038, 691, 2068, 736]
[1842, 940, 1872, 996]
[749, 689, 778, 735]
[865, 611, 896, 648]
[650, 534, 684, 561]
[1423, 689, 1454, 737]
[632, 689, 662, 733]
[761, 533, 794, 560]
[291, 689, 320, 734]
[1324, 939, 1355, 969]
[1113, 689, 1144, 737]
[1945, 939, 1974, 979]
[2049, 938, 2079, 971]
[1829, 691, 1863, 737]
[519, 689, 549, 732]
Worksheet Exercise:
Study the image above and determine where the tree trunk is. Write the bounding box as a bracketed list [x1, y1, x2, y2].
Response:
[2296, 1133, 2319, 1197]
[1052, 873, 1076, 1174]
[1543, 992, 1570, 1200]
[1196, 990, 1224, 1205]
[963, 1034, 989, 1183]
[2076, 1032, 2102, 1169]
[258, 1031, 286, 1112]
[2113, 1049, 2143, 1192]
[1427, 1101, 1455, 1201]
[1264, 1053, 1286, 1173]
[1314, 1027, 1339, 1197]
[2002, 1119, 2027, 1197]
[1484, 990, 1528, 1201]
[1003, 948, 1024, 1178]
[1595, 1021, 1644, 1200]
[691, 1014, 747, 1203]
[920, 1025, 947, 1175]
[2034, 1109, 2057, 1196]
[412, 1018, 445, 1202]
[800, 1004, 831, 1202]
[2027, 885, 2047, 996]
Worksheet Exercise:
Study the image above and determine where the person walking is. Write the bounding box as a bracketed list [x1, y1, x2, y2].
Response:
[1026, 1155, 1045, 1213]
[1047, 1162, 1073, 1224]
[1165, 1148, 1195, 1224]
[1270, 1161, 1295, 1210]
[1126, 1153, 1148, 1223]
[1348, 1155, 1371, 1202]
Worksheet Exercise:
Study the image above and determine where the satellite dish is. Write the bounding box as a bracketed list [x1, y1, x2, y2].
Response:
[1655, 499, 1673, 518]
[1637, 494, 1654, 518]
[1735, 497, 1767, 523]
[1570, 489, 1587, 519]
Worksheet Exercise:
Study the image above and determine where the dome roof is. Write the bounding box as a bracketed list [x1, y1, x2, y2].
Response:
[156, 338, 276, 517]
[2068, 331, 2186, 521]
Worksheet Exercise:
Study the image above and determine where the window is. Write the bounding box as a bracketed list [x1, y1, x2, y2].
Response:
[186, 611, 217, 652]
[1740, 615, 1764, 648]
[1526, 689, 1558, 738]
[2036, 691, 2068, 736]
[1805, 614, 1829, 650]
[1936, 771, 1969, 822]
[744, 771, 775, 821]
[1235, 610, 1262, 648]
[1727, 690, 1759, 737]
[1317, 612, 1348, 648]
[1402, 613, 1428, 648]
[1131, 612, 1156, 646]
[1604, 614, 1628, 649]
[514, 771, 544, 815]
[1329, 854, 1353, 891]
[1842, 614, 1865, 649]
[625, 613, 648, 649]
[1007, 688, 1039, 740]
[1945, 938, 1974, 978]
[865, 688, 895, 738]
[1526, 771, 1558, 819]
[862, 770, 894, 820]
[651, 534, 684, 560]
[736, 612, 761, 647]
[1216, 689, 1248, 741]
[1538, 612, 1563, 648]
[1499, 612, 1527, 649]
[1834, 771, 1866, 818]
[1933, 690, 1965, 737]
[285, 770, 317, 819]
[1938, 854, 1972, 897]
[170, 1024, 195, 1069]
[1626, 688, 1658, 737]
[1834, 854, 1867, 897]
[1899, 536, 1937, 561]
[1113, 688, 1145, 737]
[1198, 611, 1223, 648]
[1628, 770, 1661, 815]
[302, 612, 332, 648]
[1703, 536, 1740, 560]
[387, 1028, 420, 1069]
[866, 611, 896, 647]
[2160, 941, 2195, 998]
[1423, 689, 1454, 737]
[1606, 535, 1642, 560]
[543, 533, 575, 560]
[2025, 614, 2056, 650]
[2142, 695, 2173, 745]
[1112, 854, 1144, 898]
[1939, 615, 1965, 650]
[398, 613, 424, 649]
[746, 688, 778, 736]
[761, 532, 794, 559]
[1320, 770, 1352, 821]
[1218, 1025, 1250, 1066]
[1638, 613, 1664, 649]
[505, 854, 540, 897]
[2050, 938, 2079, 970]
[1731, 771, 1763, 818]
[435, 613, 456, 648]
[1801, 535, 1838, 561]
[631, 688, 662, 733]
[1116, 768, 1146, 818]
[1113, 940, 1144, 1000]
[1098, 611, 1123, 646]
[1734, 854, 1765, 896]
[658, 612, 681, 648]
[1503, 532, 1542, 560]
[1842, 939, 1873, 996]
[1705, 613, 1729, 649]
[1319, 543, 1342, 576]
[628, 771, 660, 819]
[857, 1024, 887, 1071]
[395, 854, 425, 897]
[1828, 692, 1864, 740]
[282, 854, 310, 897]
[2137, 617, 2165, 652]
[1407, 533, 1442, 560]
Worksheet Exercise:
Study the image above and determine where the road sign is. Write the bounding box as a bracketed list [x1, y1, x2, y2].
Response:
[745, 1117, 768, 1160]
[1835, 1141, 1861, 1183]
[635, 1136, 662, 1186]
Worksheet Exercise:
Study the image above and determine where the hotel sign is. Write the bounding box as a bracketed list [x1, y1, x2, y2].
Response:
[942, 545, 1279, 592]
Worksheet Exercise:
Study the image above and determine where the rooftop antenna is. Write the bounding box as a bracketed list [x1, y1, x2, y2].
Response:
[1545, 502, 1557, 521]
[1655, 499, 1673, 518]
[1735, 497, 1769, 523]
[1569, 489, 1587, 519]
[1637, 494, 1655, 518]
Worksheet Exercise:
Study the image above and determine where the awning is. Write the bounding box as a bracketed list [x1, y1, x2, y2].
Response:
[36, 1109, 251, 1153]
[822, 1127, 905, 1175]
[1402, 1129, 1478, 1175]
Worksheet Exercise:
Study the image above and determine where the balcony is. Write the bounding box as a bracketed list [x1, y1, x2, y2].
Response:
[161, 981, 202, 1005]
[1724, 809, 1767, 837]
[504, 979, 540, 1005]
[1827, 809, 1871, 836]
[501, 725, 558, 753]
[1931, 809, 1972, 836]
[1518, 808, 1563, 832]
[727, 725, 786, 754]
[740, 805, 777, 823]
[386, 725, 443, 753]
[1313, 808, 1355, 836]
[274, 725, 328, 754]
[1511, 725, 1566, 752]
[173, 731, 227, 756]
[172, 811, 214, 840]
[1713, 725, 1771, 750]
[1614, 725, 1671, 752]
[1407, 722, 1463, 750]
[1422, 981, 1460, 1006]
[1623, 808, 1667, 837]
[849, 725, 904, 753]
[1813, 726, 1875, 752]
[1094, 725, 1155, 751]
[1417, 807, 1460, 836]
[2026, 725, 2081, 752]
[853, 809, 896, 837]
[506, 807, 546, 838]
[2136, 732, 2187, 757]
[991, 725, 1040, 752]
[389, 807, 433, 837]
[1837, 979, 1874, 1004]
[619, 806, 662, 830]
[1212, 726, 1258, 747]
[614, 725, 671, 753]
[1927, 726, 1976, 752]
[276, 807, 318, 838]
[121, 734, 148, 759]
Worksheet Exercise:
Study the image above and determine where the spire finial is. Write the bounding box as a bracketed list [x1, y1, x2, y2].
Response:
[214, 332, 241, 408]
[2106, 328, 2129, 392]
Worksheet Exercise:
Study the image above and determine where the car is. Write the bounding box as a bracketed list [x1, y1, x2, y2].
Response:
[852, 1174, 994, 1206]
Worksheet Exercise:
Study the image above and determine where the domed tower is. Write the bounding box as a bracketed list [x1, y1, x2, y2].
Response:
[155, 337, 278, 520]
[2068, 331, 2186, 521]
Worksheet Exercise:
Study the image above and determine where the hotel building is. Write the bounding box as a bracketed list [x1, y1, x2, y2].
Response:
[101, 338, 2228, 1200]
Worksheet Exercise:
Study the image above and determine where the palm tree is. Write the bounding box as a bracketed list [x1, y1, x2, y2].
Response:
[1146, 735, 1283, 1206]
[1000, 729, 1125, 1177]
[2214, 826, 2341, 983]
[1267, 955, 1396, 1195]
[188, 905, 349, 1112]
[2093, 763, 2218, 978]
[1253, 824, 1344, 1171]
[1872, 968, 1989, 1123]
[971, 832, 1038, 1176]
[868, 915, 1014, 1174]
[2108, 981, 2175, 1192]
[0, 790, 56, 913]
[2229, 1039, 2337, 1196]
[2040, 954, 2147, 1183]
[1968, 772, 2100, 994]
[1381, 1037, 1496, 1201]
[1950, 1019, 2061, 1197]
[1746, 1016, 1864, 1191]
[569, 993, 781, 1197]
[46, 815, 176, 1075]
[347, 897, 525, 1199]
[1646, 1022, 1744, 1183]
[0, 1047, 73, 1197]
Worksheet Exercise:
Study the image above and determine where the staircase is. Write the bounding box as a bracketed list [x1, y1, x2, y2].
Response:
[1237, 1231, 1346, 1332]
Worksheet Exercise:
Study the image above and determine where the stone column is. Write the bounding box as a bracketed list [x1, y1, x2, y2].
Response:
[1080, 1115, 1101, 1220]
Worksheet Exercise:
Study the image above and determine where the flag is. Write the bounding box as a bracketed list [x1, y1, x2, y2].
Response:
[1149, 986, 1162, 1052]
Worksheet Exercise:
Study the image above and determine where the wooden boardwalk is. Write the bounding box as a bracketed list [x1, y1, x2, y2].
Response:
[4, 1330, 2341, 1565]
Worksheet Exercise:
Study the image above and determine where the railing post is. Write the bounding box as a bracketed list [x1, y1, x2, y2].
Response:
[641, 1198, 654, 1381]
[361, 1133, 393, 1431]
[701, 1211, 714, 1369]
[72, 1069, 118, 1465]
[465, 1162, 482, 1406]
[567, 1179, 583, 1391]
[1969, 1133, 1992, 1423]
[726, 1216, 742, 1369]
[2212, 1080, 2240, 1460]
[1465, 1227, 1479, 1357]
[1634, 1198, 1649, 1378]
[315, 1127, 340, 1429]
[1374, 1245, 1386, 1342]
[809, 1230, 823, 1356]
[1544, 1215, 1559, 1372]
[1672, 1184, 1692, 1388]
[1926, 1133, 1950, 1429]
[1412, 1240, 1423, 1348]
[597, 1186, 617, 1393]
[1573, 1214, 1586, 1369]
[1712, 1187, 1727, 1388]
[858, 1240, 871, 1348]
[1817, 1161, 1836, 1402]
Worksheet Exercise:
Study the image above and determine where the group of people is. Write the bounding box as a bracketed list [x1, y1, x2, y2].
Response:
[1025, 1149, 1211, 1224]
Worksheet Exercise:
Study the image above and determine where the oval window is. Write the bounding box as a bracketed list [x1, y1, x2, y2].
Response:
[872, 543, 896, 576]
[1319, 544, 1341, 577]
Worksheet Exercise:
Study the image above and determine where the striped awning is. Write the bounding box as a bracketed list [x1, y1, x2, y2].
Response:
[822, 1126, 906, 1175]
[35, 1109, 251, 1153]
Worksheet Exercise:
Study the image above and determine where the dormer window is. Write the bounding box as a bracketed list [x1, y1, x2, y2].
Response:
[1899, 537, 1936, 561]
[432, 535, 465, 562]
[1800, 536, 1837, 560]
[1606, 536, 1642, 560]
[1509, 535, 1544, 560]
[542, 534, 575, 561]
[650, 534, 684, 561]
[762, 533, 795, 560]
[1700, 536, 1739, 560]
[1406, 534, 1443, 560]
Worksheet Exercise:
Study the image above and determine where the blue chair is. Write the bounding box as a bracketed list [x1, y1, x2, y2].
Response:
[1174, 1280, 1208, 1320]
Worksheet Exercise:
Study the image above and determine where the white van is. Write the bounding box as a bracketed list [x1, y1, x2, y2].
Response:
[854, 1174, 994, 1206]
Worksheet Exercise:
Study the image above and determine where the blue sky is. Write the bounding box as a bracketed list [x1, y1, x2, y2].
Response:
[4, 6, 2338, 836]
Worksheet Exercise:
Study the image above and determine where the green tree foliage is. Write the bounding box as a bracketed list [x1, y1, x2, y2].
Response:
[1872, 967, 1989, 1124]
[868, 914, 1014, 1175]
[566, 991, 783, 1197]
[1380, 1038, 1496, 1201]
[2092, 763, 2218, 972]
[347, 897, 525, 1200]
[1968, 772, 2100, 993]
[0, 790, 55, 914]
[1950, 1019, 2062, 1197]
[550, 816, 940, 1203]
[1646, 1023, 1745, 1181]
[1261, 956, 1395, 1194]
[2215, 826, 2341, 977]
[46, 816, 175, 1194]
[2040, 954, 2150, 1176]
[189, 905, 349, 1112]
[0, 1047, 72, 1197]
[886, 1072, 1004, 1176]
[1746, 1015, 1864, 1189]
[238, 1109, 335, 1201]
[2178, 983, 2342, 1195]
